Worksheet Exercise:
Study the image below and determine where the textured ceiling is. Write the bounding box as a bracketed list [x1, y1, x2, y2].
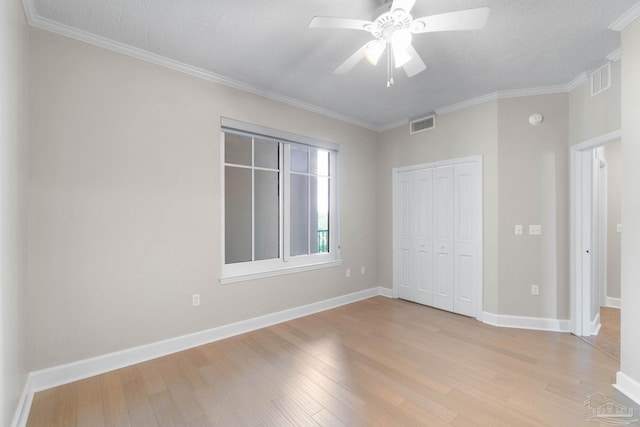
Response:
[28, 0, 640, 129]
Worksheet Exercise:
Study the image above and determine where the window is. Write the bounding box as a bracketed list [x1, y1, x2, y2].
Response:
[220, 118, 340, 283]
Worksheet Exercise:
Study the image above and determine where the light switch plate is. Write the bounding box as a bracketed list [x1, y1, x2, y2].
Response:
[515, 225, 523, 235]
[617, 224, 622, 233]
[529, 225, 542, 235]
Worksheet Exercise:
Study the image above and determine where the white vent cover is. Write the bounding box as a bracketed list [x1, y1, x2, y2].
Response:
[410, 115, 435, 134]
[591, 62, 611, 96]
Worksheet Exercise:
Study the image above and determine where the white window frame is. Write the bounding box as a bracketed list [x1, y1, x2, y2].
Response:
[220, 118, 341, 284]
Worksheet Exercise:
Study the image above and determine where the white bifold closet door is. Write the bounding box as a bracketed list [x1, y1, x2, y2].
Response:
[395, 160, 481, 318]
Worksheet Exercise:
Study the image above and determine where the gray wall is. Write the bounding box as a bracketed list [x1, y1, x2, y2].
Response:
[0, 0, 29, 425]
[604, 141, 621, 300]
[28, 28, 379, 370]
[497, 94, 569, 319]
[621, 17, 640, 390]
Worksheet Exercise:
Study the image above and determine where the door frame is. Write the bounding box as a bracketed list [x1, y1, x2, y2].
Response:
[392, 155, 483, 321]
[570, 129, 621, 336]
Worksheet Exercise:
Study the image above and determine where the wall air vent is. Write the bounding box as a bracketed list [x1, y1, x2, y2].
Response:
[591, 62, 611, 97]
[410, 115, 435, 134]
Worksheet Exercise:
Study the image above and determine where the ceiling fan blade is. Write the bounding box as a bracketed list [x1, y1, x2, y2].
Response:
[411, 7, 490, 34]
[390, 0, 416, 14]
[334, 43, 371, 74]
[309, 16, 373, 31]
[402, 44, 427, 77]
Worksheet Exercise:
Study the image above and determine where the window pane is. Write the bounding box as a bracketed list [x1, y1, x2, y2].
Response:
[225, 133, 252, 166]
[225, 166, 252, 263]
[255, 170, 279, 261]
[312, 149, 330, 176]
[311, 176, 330, 254]
[290, 174, 309, 256]
[291, 145, 308, 173]
[255, 139, 279, 169]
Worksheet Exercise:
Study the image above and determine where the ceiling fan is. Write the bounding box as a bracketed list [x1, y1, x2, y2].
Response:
[309, 0, 490, 86]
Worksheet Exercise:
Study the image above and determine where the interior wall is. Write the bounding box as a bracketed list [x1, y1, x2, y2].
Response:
[620, 16, 640, 391]
[497, 94, 570, 319]
[28, 28, 379, 370]
[377, 102, 499, 314]
[604, 140, 621, 300]
[569, 59, 621, 145]
[0, 0, 30, 425]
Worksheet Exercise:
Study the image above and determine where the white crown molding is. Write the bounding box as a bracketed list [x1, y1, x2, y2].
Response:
[607, 47, 624, 62]
[567, 72, 589, 92]
[482, 312, 571, 332]
[20, 0, 626, 134]
[21, 2, 379, 132]
[615, 371, 640, 406]
[609, 2, 640, 31]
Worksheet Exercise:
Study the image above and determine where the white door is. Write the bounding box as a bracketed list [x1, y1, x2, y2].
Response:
[414, 168, 434, 306]
[432, 166, 454, 312]
[393, 158, 482, 319]
[396, 170, 414, 301]
[453, 163, 480, 317]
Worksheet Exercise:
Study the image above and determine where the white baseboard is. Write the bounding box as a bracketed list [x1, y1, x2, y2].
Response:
[615, 371, 640, 406]
[378, 286, 393, 298]
[10, 376, 33, 427]
[482, 312, 570, 332]
[13, 287, 388, 427]
[607, 297, 622, 309]
[591, 312, 602, 336]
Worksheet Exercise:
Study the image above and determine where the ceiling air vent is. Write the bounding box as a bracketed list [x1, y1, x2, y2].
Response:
[410, 115, 435, 134]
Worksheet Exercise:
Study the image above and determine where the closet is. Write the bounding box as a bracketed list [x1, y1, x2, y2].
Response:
[393, 157, 482, 318]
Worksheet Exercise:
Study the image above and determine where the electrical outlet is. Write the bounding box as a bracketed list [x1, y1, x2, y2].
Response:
[531, 285, 539, 296]
[529, 225, 542, 235]
[361, 266, 366, 275]
[346, 268, 351, 278]
[515, 225, 523, 235]
[192, 294, 200, 306]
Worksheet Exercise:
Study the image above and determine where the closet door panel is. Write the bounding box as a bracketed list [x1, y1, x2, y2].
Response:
[397, 171, 414, 301]
[432, 167, 454, 312]
[413, 169, 433, 306]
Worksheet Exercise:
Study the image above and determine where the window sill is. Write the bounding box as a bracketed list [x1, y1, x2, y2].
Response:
[219, 259, 343, 285]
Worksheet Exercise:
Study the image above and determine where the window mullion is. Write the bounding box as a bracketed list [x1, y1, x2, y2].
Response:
[251, 137, 255, 262]
[283, 144, 291, 262]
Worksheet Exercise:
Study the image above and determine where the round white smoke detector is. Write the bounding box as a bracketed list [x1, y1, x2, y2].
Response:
[529, 113, 544, 126]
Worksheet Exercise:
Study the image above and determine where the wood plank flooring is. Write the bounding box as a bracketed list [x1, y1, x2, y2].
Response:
[579, 307, 621, 361]
[26, 297, 637, 426]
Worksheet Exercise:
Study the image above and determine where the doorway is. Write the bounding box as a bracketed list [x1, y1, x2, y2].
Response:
[570, 130, 622, 354]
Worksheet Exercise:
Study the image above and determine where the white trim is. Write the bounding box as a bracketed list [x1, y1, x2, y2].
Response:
[609, 2, 640, 31]
[567, 72, 589, 92]
[10, 376, 33, 427]
[570, 129, 622, 336]
[220, 259, 343, 284]
[590, 311, 602, 336]
[378, 287, 394, 298]
[607, 297, 622, 309]
[607, 47, 624, 62]
[22, 0, 626, 132]
[12, 287, 386, 427]
[615, 371, 640, 406]
[482, 312, 571, 332]
[21, 6, 377, 132]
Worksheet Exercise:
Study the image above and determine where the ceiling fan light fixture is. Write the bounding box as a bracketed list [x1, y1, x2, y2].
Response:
[391, 28, 412, 51]
[393, 48, 412, 68]
[364, 40, 386, 65]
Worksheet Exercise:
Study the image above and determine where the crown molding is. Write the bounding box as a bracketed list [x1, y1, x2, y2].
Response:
[609, 2, 640, 31]
[607, 47, 624, 62]
[21, 0, 626, 134]
[22, 1, 379, 132]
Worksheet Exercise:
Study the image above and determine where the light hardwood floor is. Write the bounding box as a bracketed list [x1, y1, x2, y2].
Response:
[26, 297, 637, 426]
